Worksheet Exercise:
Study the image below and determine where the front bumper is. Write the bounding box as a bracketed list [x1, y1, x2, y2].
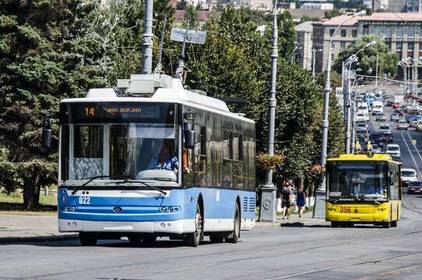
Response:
[59, 219, 195, 234]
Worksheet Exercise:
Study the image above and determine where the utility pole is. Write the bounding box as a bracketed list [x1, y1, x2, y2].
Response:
[375, 52, 379, 88]
[141, 0, 153, 74]
[259, 0, 278, 222]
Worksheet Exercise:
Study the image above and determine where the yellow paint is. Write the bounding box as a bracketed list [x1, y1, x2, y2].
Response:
[326, 201, 401, 223]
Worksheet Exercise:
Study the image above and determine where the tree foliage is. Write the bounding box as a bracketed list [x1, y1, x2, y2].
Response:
[334, 35, 399, 79]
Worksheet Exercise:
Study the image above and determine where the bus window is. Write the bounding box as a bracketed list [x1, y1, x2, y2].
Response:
[72, 125, 104, 179]
[194, 125, 207, 185]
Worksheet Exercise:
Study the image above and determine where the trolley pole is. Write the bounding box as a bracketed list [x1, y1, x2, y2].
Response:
[141, 0, 153, 74]
[259, 1, 278, 222]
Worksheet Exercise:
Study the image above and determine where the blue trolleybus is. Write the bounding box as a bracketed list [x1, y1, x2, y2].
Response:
[57, 74, 256, 246]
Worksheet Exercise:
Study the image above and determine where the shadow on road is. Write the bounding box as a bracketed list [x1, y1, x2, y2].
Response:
[280, 222, 330, 228]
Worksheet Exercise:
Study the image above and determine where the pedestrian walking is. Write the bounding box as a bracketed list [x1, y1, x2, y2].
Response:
[280, 181, 292, 220]
[296, 185, 306, 218]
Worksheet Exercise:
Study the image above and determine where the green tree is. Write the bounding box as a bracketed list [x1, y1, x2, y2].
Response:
[334, 35, 399, 79]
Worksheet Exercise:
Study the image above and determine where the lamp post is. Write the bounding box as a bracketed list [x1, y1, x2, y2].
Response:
[314, 10, 366, 219]
[343, 41, 376, 154]
[141, 0, 153, 74]
[259, 0, 278, 222]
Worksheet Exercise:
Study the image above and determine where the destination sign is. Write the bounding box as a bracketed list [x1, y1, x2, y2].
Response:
[170, 28, 207, 44]
[60, 102, 175, 124]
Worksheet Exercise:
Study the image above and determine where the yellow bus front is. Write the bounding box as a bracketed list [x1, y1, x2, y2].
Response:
[325, 154, 401, 227]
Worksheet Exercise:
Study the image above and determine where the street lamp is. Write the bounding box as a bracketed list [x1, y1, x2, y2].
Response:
[314, 10, 366, 219]
[343, 40, 376, 154]
[259, 0, 278, 222]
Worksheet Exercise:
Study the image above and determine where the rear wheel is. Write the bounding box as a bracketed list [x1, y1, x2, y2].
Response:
[391, 220, 398, 227]
[184, 202, 203, 247]
[226, 203, 240, 243]
[79, 232, 98, 246]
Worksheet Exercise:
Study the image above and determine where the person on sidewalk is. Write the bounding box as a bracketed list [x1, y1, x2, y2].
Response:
[296, 185, 306, 218]
[281, 181, 292, 220]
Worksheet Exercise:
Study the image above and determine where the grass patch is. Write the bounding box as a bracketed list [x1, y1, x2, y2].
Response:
[0, 187, 57, 214]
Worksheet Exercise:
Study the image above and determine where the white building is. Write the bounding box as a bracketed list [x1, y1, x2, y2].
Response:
[300, 3, 334, 10]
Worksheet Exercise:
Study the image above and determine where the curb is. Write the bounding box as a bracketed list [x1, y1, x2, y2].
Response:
[0, 234, 78, 244]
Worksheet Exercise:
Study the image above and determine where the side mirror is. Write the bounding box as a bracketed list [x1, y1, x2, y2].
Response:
[42, 115, 52, 149]
[185, 130, 195, 149]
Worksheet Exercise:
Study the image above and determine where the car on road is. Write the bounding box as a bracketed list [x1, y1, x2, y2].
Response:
[390, 113, 400, 122]
[409, 119, 419, 129]
[396, 120, 409, 130]
[371, 143, 382, 153]
[381, 132, 393, 143]
[407, 182, 422, 194]
[401, 168, 418, 184]
[375, 114, 386, 122]
[379, 123, 391, 133]
[385, 144, 401, 160]
[392, 102, 401, 109]
[356, 122, 367, 134]
[417, 120, 422, 131]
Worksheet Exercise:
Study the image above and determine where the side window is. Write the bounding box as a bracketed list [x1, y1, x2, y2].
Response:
[194, 125, 207, 185]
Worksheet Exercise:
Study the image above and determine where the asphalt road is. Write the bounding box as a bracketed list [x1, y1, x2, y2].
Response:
[1, 193, 422, 280]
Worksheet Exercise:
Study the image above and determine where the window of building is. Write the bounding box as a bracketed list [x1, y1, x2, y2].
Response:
[385, 40, 391, 50]
[329, 29, 335, 37]
[352, 29, 358, 37]
[408, 42, 415, 50]
[340, 29, 346, 37]
[396, 41, 403, 50]
[363, 24, 369, 35]
[340, 41, 346, 50]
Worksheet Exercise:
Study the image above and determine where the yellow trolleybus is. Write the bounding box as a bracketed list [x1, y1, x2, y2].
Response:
[326, 154, 401, 228]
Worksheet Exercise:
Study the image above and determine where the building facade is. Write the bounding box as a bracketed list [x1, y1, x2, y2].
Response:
[295, 21, 315, 71]
[313, 13, 422, 73]
[372, 0, 420, 12]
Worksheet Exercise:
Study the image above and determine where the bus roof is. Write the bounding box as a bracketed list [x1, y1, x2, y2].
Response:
[60, 74, 254, 124]
[327, 153, 397, 162]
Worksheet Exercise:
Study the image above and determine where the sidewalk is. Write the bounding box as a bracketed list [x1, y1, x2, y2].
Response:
[0, 213, 76, 243]
[255, 210, 329, 228]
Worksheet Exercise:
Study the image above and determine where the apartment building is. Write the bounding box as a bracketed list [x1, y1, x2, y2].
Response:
[313, 13, 422, 73]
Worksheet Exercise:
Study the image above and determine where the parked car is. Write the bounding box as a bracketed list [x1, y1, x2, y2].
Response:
[407, 182, 422, 194]
[392, 102, 401, 109]
[396, 120, 409, 130]
[385, 144, 401, 160]
[371, 143, 382, 153]
[390, 113, 400, 122]
[401, 168, 418, 185]
[417, 120, 422, 132]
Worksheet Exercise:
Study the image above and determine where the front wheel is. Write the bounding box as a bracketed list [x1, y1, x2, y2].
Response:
[383, 222, 391, 228]
[79, 232, 98, 246]
[226, 203, 240, 243]
[184, 202, 203, 247]
[391, 220, 397, 227]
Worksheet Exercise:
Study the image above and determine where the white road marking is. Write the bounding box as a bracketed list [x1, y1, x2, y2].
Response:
[400, 132, 421, 177]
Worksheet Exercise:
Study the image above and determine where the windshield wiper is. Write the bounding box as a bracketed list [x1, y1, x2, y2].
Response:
[113, 179, 167, 195]
[71, 175, 128, 194]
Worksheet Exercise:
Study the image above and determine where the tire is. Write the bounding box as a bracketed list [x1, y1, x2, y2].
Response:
[331, 222, 339, 228]
[226, 203, 240, 243]
[184, 202, 203, 247]
[79, 232, 98, 246]
[391, 220, 397, 227]
[209, 233, 224, 243]
[383, 222, 391, 228]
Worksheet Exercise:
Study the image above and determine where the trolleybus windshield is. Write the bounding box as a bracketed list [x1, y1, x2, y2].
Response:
[327, 162, 387, 200]
[59, 102, 180, 187]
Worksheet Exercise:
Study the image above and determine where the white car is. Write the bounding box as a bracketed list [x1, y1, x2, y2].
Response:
[379, 123, 391, 133]
[385, 144, 401, 160]
[396, 120, 409, 130]
[401, 168, 418, 184]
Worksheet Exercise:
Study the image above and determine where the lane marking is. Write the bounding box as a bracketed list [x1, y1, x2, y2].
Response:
[400, 132, 421, 176]
[405, 132, 422, 169]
